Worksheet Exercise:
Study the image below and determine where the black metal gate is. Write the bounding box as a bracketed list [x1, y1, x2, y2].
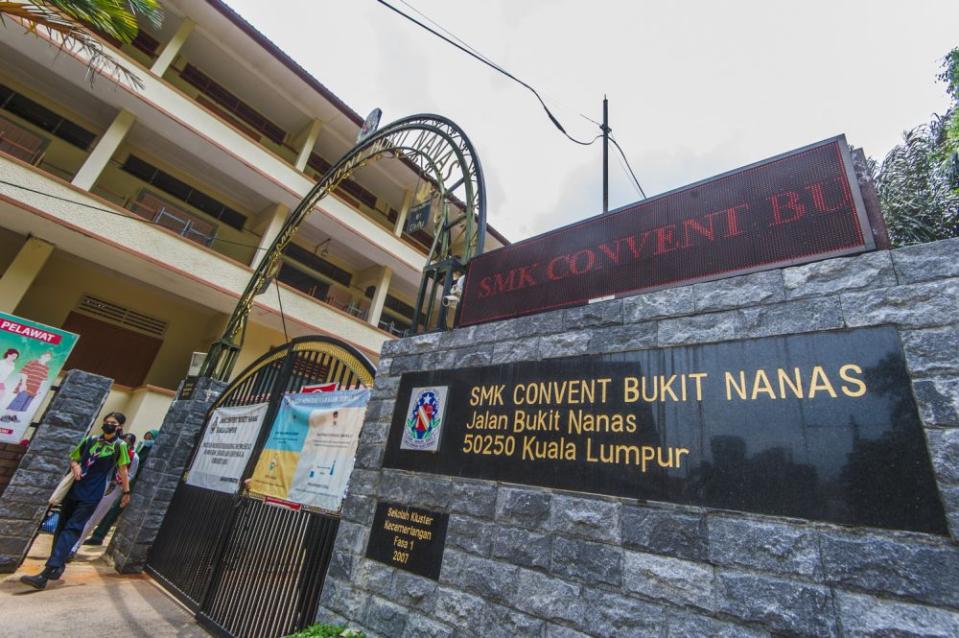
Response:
[147, 336, 375, 638]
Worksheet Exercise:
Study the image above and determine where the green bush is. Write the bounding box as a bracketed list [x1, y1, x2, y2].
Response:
[284, 624, 365, 638]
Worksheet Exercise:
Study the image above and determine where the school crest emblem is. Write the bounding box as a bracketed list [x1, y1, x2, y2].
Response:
[401, 386, 448, 452]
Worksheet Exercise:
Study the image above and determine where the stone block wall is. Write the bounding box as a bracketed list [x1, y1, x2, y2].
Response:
[0, 442, 28, 498]
[0, 369, 112, 572]
[317, 238, 959, 637]
[108, 375, 226, 573]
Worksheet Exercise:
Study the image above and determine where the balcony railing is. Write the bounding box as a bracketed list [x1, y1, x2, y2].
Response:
[128, 190, 217, 247]
[378, 319, 406, 337]
[277, 261, 410, 328]
[0, 115, 49, 165]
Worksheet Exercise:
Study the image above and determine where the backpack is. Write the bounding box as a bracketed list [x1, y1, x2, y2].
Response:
[79, 435, 124, 470]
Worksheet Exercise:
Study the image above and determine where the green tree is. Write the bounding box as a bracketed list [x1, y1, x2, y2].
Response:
[876, 48, 959, 246]
[0, 0, 163, 88]
[937, 48, 959, 156]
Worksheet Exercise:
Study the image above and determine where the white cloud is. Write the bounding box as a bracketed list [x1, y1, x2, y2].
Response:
[225, 0, 959, 242]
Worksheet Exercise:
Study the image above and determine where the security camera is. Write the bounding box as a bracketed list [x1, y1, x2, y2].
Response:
[442, 275, 465, 307]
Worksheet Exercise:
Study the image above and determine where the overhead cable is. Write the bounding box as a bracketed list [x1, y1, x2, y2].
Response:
[0, 178, 270, 251]
[376, 0, 600, 146]
[609, 136, 646, 199]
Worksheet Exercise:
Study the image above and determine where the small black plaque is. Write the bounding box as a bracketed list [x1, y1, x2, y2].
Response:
[365, 502, 449, 579]
[383, 327, 948, 535]
[178, 375, 197, 400]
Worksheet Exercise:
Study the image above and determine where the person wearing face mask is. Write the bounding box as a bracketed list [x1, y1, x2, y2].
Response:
[20, 412, 131, 589]
[81, 428, 158, 547]
[69, 432, 140, 556]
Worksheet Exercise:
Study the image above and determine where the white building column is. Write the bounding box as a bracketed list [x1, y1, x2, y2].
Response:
[151, 19, 195, 76]
[71, 110, 135, 190]
[294, 120, 324, 172]
[252, 203, 289, 264]
[393, 189, 413, 237]
[0, 237, 54, 313]
[366, 266, 393, 328]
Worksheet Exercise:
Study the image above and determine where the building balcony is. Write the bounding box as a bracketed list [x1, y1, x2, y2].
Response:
[90, 161, 261, 265]
[0, 24, 429, 290]
[0, 115, 47, 164]
[0, 113, 89, 182]
[127, 191, 218, 247]
[0, 154, 393, 359]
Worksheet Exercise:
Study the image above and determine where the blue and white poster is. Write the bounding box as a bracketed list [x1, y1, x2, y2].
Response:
[249, 390, 369, 511]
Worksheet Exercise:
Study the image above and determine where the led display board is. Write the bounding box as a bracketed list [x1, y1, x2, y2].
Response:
[459, 136, 876, 326]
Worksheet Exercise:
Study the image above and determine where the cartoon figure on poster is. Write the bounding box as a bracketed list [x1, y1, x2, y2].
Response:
[248, 390, 368, 511]
[0, 313, 78, 444]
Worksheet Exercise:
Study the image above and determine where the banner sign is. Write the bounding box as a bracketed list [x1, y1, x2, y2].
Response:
[404, 199, 432, 235]
[365, 502, 449, 580]
[301, 382, 338, 394]
[383, 327, 947, 535]
[248, 390, 369, 511]
[0, 312, 78, 443]
[186, 402, 267, 493]
[458, 136, 875, 326]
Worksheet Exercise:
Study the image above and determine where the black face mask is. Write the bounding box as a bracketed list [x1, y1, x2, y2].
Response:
[102, 423, 118, 435]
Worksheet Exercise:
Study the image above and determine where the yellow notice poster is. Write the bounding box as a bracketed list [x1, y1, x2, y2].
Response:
[248, 390, 368, 511]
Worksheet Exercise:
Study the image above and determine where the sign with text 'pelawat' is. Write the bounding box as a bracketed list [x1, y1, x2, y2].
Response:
[459, 136, 876, 326]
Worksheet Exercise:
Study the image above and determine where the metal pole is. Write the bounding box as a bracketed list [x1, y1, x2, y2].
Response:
[602, 96, 609, 213]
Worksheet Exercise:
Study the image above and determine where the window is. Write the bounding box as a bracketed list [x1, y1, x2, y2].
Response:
[131, 30, 160, 57]
[0, 84, 96, 150]
[0, 115, 49, 164]
[179, 64, 287, 144]
[282, 242, 352, 287]
[277, 263, 330, 301]
[307, 153, 379, 209]
[121, 155, 246, 231]
[385, 295, 415, 319]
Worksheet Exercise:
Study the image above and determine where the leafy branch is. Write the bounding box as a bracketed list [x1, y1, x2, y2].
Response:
[0, 0, 163, 89]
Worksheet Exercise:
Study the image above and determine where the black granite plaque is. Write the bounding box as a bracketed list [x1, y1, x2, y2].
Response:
[365, 502, 449, 579]
[383, 326, 948, 534]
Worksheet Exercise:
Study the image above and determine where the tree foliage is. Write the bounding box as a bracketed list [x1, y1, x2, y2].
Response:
[0, 0, 163, 89]
[876, 48, 959, 246]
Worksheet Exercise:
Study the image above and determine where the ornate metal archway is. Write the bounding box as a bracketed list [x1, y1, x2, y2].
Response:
[201, 114, 488, 381]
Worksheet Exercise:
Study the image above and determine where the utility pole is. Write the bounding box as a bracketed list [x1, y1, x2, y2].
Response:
[602, 95, 610, 213]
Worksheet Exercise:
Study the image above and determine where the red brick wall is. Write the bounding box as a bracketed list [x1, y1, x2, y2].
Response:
[0, 442, 28, 498]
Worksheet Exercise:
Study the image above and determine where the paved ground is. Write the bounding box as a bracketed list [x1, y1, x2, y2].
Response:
[0, 533, 209, 637]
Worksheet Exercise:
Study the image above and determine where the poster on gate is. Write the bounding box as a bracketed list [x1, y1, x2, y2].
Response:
[186, 402, 268, 493]
[248, 390, 369, 511]
[0, 312, 78, 444]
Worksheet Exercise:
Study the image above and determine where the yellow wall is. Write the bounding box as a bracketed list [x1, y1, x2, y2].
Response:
[98, 384, 174, 437]
[14, 250, 219, 390]
[230, 318, 379, 384]
[0, 227, 25, 274]
[232, 320, 289, 377]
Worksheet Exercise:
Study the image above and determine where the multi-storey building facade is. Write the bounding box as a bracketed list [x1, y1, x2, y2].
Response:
[0, 0, 505, 434]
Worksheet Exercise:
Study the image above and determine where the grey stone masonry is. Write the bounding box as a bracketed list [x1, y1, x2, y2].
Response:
[321, 238, 959, 637]
[108, 376, 226, 573]
[0, 369, 112, 572]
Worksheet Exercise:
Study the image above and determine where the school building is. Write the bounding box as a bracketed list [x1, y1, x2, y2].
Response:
[0, 0, 506, 437]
